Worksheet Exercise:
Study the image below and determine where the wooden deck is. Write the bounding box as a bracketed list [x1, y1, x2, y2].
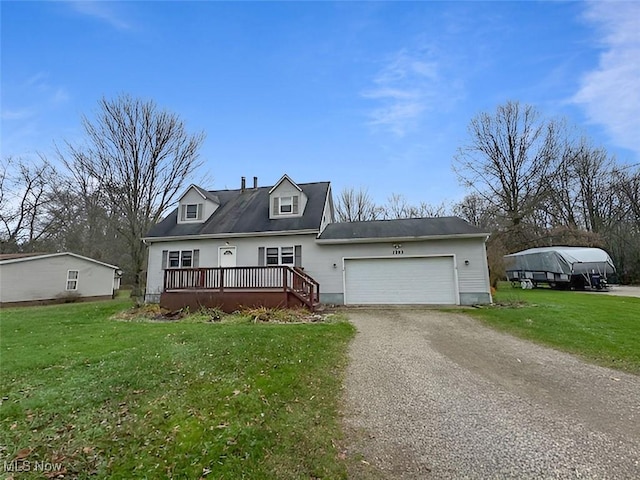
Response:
[160, 266, 319, 312]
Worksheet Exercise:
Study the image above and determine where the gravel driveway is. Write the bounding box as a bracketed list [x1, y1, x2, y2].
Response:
[341, 308, 640, 479]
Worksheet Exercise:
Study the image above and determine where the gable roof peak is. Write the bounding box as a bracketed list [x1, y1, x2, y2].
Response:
[181, 184, 206, 199]
[268, 174, 303, 194]
[180, 184, 220, 203]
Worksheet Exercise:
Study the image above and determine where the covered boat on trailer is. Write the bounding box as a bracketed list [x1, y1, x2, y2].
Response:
[504, 246, 616, 289]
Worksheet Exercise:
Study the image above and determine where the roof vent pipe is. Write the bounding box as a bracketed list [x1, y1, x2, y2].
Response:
[253, 176, 258, 189]
[241, 176, 246, 192]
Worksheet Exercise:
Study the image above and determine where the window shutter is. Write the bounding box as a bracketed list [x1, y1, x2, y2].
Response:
[162, 250, 168, 269]
[293, 196, 299, 214]
[197, 204, 203, 220]
[258, 247, 265, 266]
[193, 249, 200, 268]
[273, 197, 279, 216]
[180, 205, 186, 221]
[294, 245, 302, 267]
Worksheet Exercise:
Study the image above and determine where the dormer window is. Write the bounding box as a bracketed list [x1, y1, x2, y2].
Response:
[186, 204, 198, 219]
[268, 175, 306, 219]
[278, 196, 298, 215]
[181, 203, 202, 221]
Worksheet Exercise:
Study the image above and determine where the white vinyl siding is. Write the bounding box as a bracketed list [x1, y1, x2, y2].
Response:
[268, 177, 307, 219]
[176, 187, 220, 224]
[0, 254, 118, 304]
[344, 256, 458, 305]
[144, 235, 490, 305]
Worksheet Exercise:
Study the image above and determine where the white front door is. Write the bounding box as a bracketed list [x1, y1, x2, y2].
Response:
[219, 246, 237, 268]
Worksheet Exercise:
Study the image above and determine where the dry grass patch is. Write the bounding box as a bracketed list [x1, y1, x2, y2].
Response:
[113, 304, 339, 325]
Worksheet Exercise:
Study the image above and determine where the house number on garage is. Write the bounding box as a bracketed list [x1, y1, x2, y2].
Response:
[392, 244, 404, 255]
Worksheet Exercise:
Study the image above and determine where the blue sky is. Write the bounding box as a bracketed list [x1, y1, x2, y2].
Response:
[2, 1, 639, 207]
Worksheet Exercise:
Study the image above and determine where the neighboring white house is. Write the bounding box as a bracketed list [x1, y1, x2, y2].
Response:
[143, 174, 492, 307]
[0, 252, 121, 306]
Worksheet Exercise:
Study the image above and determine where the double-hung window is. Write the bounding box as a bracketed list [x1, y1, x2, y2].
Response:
[280, 247, 294, 264]
[181, 250, 193, 267]
[266, 248, 280, 265]
[280, 197, 293, 214]
[66, 270, 79, 290]
[180, 203, 202, 221]
[260, 246, 299, 266]
[166, 250, 198, 268]
[276, 196, 299, 215]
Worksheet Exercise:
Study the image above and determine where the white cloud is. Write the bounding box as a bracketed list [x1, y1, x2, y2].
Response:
[1, 108, 35, 121]
[572, 1, 640, 156]
[52, 88, 70, 105]
[67, 1, 132, 30]
[362, 48, 460, 137]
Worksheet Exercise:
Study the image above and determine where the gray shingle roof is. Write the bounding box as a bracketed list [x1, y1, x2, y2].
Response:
[145, 182, 330, 238]
[317, 216, 488, 242]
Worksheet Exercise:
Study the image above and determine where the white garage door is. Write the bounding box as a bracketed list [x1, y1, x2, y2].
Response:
[344, 256, 457, 305]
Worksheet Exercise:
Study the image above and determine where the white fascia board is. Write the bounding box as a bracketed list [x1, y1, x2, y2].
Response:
[0, 252, 119, 270]
[315, 232, 490, 244]
[142, 229, 319, 244]
[178, 184, 208, 202]
[268, 174, 303, 194]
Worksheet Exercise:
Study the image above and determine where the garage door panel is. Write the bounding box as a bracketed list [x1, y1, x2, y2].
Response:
[344, 257, 457, 305]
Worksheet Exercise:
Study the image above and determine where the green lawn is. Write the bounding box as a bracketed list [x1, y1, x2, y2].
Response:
[0, 299, 355, 479]
[466, 284, 640, 374]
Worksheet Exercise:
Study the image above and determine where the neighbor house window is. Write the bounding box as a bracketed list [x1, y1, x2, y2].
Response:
[181, 203, 202, 221]
[263, 246, 296, 266]
[167, 250, 197, 268]
[66, 270, 79, 290]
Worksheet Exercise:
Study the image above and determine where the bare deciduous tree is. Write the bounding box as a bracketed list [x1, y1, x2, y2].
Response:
[382, 193, 448, 219]
[59, 94, 206, 297]
[46, 167, 131, 272]
[382, 193, 411, 219]
[453, 193, 498, 230]
[0, 156, 59, 252]
[335, 187, 381, 222]
[453, 101, 562, 249]
[452, 100, 640, 283]
[615, 166, 640, 224]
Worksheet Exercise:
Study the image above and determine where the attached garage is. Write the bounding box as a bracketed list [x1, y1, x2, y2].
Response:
[317, 217, 492, 306]
[344, 256, 458, 305]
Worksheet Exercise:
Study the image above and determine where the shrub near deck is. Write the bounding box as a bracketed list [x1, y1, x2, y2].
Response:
[467, 286, 640, 374]
[0, 300, 355, 479]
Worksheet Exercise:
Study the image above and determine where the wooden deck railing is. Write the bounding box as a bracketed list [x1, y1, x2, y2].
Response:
[163, 266, 319, 308]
